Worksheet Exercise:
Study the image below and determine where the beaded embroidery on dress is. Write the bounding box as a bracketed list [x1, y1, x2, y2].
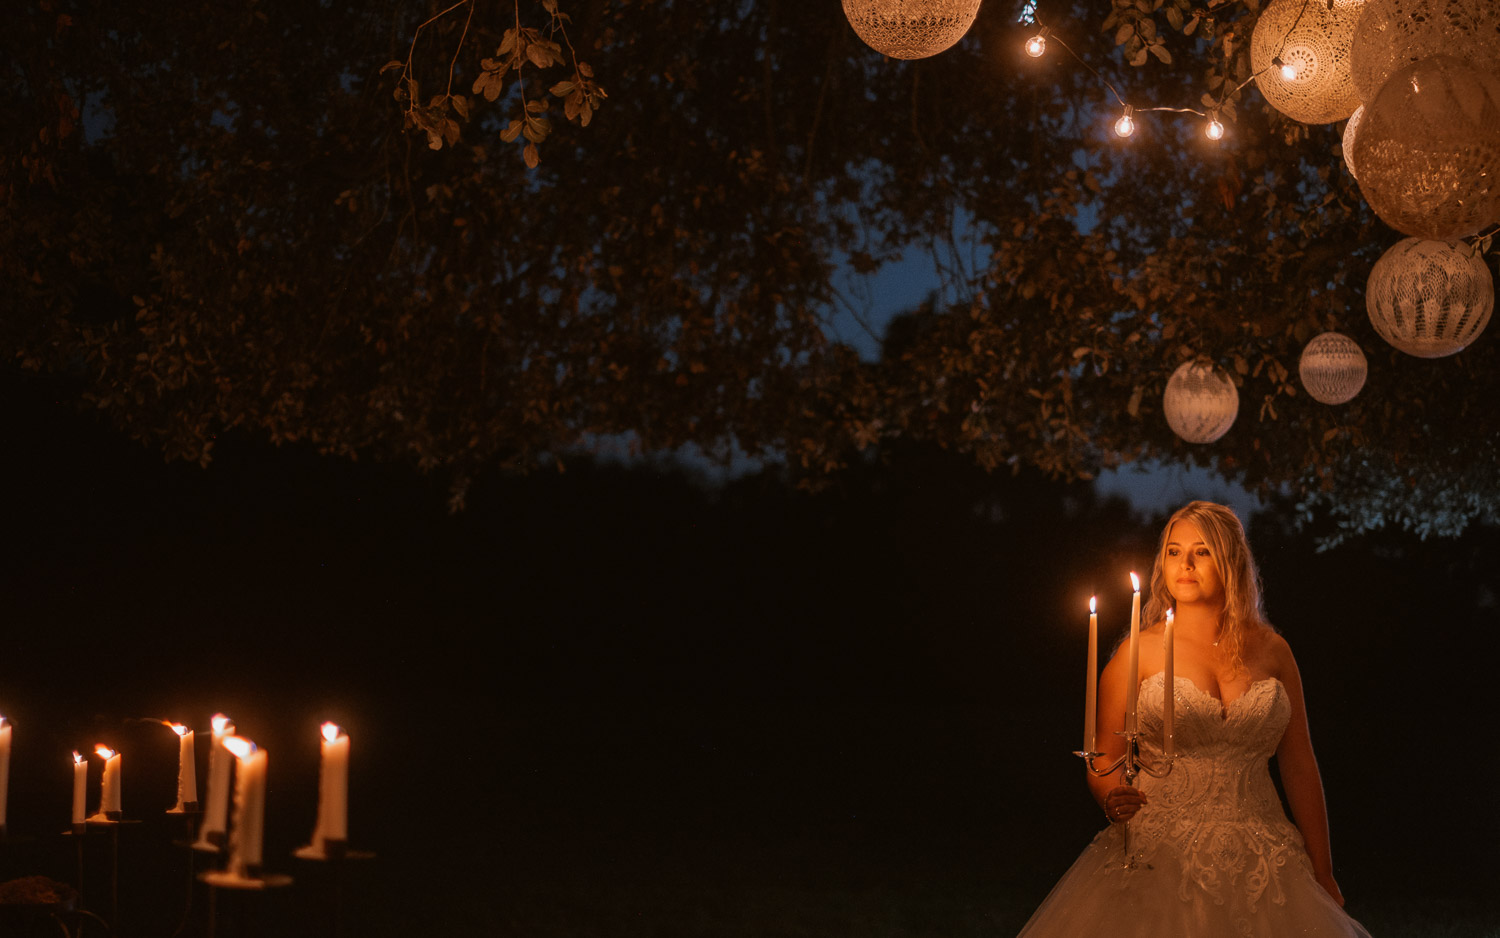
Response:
[1016, 672, 1373, 937]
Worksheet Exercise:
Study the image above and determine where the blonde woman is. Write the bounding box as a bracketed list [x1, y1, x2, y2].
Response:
[1017, 501, 1372, 936]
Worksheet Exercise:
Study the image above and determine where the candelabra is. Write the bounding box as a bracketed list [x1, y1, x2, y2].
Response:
[1075, 729, 1175, 868]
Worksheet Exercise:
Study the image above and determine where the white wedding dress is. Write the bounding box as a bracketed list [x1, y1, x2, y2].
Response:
[1018, 673, 1373, 937]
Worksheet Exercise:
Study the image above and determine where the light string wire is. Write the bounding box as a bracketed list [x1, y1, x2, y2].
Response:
[1020, 5, 1499, 253]
[1024, 0, 1322, 138]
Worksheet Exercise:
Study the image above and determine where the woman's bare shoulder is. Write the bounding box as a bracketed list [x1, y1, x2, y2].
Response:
[1246, 623, 1295, 674]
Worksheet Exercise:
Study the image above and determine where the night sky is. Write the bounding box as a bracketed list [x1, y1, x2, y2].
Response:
[1, 367, 1495, 936]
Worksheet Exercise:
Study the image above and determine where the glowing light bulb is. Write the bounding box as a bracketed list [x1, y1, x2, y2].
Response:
[1281, 62, 1298, 80]
[1206, 114, 1224, 140]
[1025, 28, 1049, 57]
[1114, 106, 1135, 138]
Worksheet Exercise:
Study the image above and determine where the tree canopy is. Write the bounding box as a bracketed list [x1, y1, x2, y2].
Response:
[5, 0, 1497, 537]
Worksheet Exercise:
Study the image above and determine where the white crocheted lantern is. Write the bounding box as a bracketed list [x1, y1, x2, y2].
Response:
[842, 0, 982, 59]
[1352, 55, 1500, 240]
[1350, 0, 1500, 104]
[1251, 0, 1364, 124]
[1298, 332, 1369, 404]
[1366, 238, 1494, 357]
[1342, 105, 1364, 178]
[1163, 362, 1239, 444]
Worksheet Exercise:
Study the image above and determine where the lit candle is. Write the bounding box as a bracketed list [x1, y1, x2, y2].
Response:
[0, 715, 11, 834]
[223, 736, 267, 877]
[1084, 598, 1099, 753]
[1123, 572, 1142, 737]
[196, 713, 235, 848]
[315, 722, 350, 848]
[1163, 608, 1176, 759]
[94, 745, 122, 820]
[72, 751, 88, 831]
[167, 723, 198, 811]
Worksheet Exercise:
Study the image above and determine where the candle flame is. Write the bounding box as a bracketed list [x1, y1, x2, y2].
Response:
[1089, 596, 1097, 614]
[73, 750, 85, 765]
[168, 722, 189, 737]
[0, 714, 7, 727]
[321, 722, 343, 743]
[95, 745, 116, 760]
[1130, 572, 1140, 591]
[1166, 608, 1175, 623]
[212, 713, 231, 735]
[223, 735, 256, 759]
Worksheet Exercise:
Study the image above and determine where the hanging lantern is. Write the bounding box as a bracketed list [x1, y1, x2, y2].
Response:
[1298, 332, 1369, 404]
[1350, 0, 1499, 105]
[1163, 362, 1239, 444]
[1366, 238, 1494, 357]
[841, 0, 982, 60]
[1250, 0, 1364, 124]
[1352, 55, 1500, 240]
[1342, 105, 1364, 178]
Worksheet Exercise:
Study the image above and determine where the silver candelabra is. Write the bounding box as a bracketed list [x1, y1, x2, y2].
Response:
[1075, 729, 1175, 868]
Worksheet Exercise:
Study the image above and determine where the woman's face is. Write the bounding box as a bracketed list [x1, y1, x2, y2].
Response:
[1164, 519, 1225, 608]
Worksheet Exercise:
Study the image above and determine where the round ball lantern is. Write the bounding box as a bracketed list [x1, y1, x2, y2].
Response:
[1342, 105, 1364, 178]
[841, 0, 982, 59]
[1298, 332, 1369, 404]
[1163, 362, 1239, 444]
[1352, 55, 1500, 240]
[1366, 237, 1494, 357]
[1350, 0, 1499, 105]
[1251, 0, 1364, 124]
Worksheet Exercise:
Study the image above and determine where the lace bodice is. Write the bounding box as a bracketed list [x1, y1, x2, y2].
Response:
[1107, 673, 1311, 915]
[1136, 674, 1289, 821]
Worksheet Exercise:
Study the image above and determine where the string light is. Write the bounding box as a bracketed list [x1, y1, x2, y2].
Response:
[1205, 110, 1225, 141]
[1025, 27, 1050, 58]
[1015, 17, 1324, 155]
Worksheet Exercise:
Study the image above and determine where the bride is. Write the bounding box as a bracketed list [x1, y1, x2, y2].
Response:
[1017, 501, 1373, 937]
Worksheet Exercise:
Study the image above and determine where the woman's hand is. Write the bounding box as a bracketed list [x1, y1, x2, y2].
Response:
[1100, 785, 1147, 823]
[1316, 871, 1345, 907]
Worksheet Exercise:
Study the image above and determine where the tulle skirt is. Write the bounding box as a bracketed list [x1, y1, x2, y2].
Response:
[1016, 823, 1373, 938]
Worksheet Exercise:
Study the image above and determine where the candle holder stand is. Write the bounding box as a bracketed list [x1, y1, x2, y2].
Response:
[292, 841, 375, 938]
[72, 817, 141, 933]
[198, 869, 293, 938]
[60, 828, 87, 910]
[1075, 729, 1174, 869]
[168, 807, 203, 938]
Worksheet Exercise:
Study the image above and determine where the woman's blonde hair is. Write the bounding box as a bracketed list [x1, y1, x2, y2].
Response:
[1142, 501, 1268, 673]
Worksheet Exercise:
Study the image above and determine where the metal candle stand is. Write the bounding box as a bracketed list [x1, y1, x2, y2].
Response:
[167, 806, 203, 938]
[292, 840, 375, 938]
[1075, 728, 1175, 869]
[81, 816, 143, 930]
